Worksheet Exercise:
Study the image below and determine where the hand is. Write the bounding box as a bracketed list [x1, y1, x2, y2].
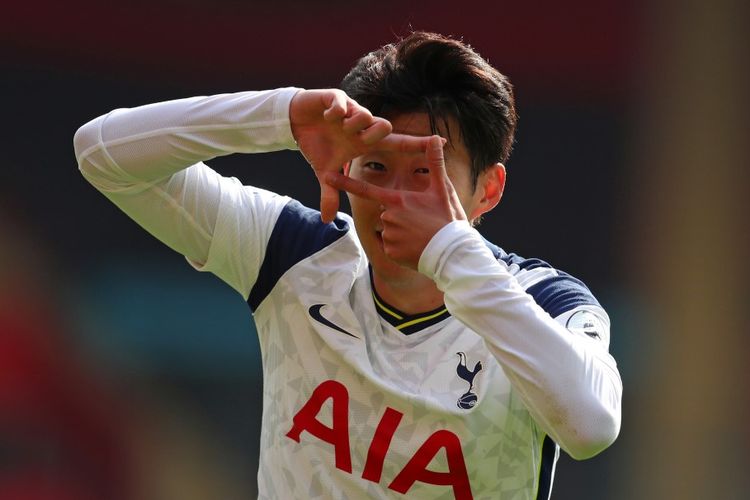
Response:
[324, 135, 467, 269]
[290, 89, 431, 223]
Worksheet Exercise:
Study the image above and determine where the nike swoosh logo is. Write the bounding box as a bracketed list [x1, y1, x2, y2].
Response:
[309, 304, 359, 339]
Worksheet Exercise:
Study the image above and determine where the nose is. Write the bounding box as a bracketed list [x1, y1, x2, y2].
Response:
[384, 170, 427, 192]
[385, 173, 407, 191]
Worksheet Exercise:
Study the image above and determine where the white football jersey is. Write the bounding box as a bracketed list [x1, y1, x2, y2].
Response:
[246, 199, 608, 500]
[74, 87, 621, 500]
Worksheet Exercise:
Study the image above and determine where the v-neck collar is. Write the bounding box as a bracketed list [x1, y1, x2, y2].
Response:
[369, 267, 451, 335]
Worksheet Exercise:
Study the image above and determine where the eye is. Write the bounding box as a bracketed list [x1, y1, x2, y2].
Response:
[363, 161, 386, 172]
[414, 167, 429, 174]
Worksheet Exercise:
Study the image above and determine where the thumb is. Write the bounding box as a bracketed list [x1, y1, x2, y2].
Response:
[319, 180, 340, 223]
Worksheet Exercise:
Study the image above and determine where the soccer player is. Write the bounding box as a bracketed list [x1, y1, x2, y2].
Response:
[74, 32, 621, 500]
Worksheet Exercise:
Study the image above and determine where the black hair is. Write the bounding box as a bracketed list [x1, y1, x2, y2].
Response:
[341, 31, 517, 188]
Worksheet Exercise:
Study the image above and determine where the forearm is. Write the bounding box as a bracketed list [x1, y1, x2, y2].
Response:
[419, 221, 622, 459]
[73, 88, 300, 297]
[74, 88, 300, 187]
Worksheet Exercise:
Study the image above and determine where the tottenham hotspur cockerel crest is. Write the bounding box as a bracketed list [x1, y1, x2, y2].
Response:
[456, 352, 483, 409]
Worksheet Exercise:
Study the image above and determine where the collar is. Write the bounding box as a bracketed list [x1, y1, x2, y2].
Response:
[369, 268, 451, 335]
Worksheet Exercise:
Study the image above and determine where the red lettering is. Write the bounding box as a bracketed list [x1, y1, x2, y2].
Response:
[362, 407, 403, 483]
[285, 380, 352, 473]
[287, 381, 473, 499]
[388, 430, 473, 500]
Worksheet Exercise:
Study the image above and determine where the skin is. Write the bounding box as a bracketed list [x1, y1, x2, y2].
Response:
[290, 89, 506, 314]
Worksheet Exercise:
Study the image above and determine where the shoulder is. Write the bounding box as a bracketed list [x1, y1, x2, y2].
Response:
[272, 199, 352, 241]
[482, 239, 602, 319]
[248, 200, 353, 310]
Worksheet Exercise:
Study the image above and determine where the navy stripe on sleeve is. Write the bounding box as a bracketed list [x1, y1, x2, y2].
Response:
[483, 238, 601, 318]
[525, 273, 600, 318]
[247, 200, 350, 310]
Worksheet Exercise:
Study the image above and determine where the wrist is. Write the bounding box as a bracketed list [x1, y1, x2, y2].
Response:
[286, 88, 307, 148]
[418, 220, 475, 279]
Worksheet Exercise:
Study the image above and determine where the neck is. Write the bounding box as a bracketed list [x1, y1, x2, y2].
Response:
[371, 267, 445, 315]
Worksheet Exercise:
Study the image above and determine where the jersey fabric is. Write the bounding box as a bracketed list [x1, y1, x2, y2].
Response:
[74, 88, 622, 500]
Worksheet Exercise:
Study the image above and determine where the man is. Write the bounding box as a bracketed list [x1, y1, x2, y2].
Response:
[75, 32, 621, 500]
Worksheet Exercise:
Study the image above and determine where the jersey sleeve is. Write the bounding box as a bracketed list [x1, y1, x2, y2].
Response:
[419, 220, 622, 460]
[492, 249, 613, 350]
[73, 88, 301, 298]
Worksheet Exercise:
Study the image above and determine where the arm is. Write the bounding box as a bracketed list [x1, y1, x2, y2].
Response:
[419, 221, 622, 459]
[74, 88, 301, 298]
[326, 136, 622, 459]
[74, 88, 432, 297]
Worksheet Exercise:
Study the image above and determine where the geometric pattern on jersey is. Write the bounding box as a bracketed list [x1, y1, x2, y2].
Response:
[247, 200, 599, 499]
[248, 199, 350, 311]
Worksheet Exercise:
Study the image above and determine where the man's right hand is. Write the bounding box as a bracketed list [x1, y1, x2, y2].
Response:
[289, 89, 429, 223]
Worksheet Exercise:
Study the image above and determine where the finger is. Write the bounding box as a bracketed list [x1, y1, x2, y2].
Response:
[318, 180, 340, 223]
[342, 108, 375, 134]
[426, 135, 448, 183]
[324, 172, 400, 205]
[358, 118, 392, 145]
[323, 91, 347, 122]
[373, 133, 433, 154]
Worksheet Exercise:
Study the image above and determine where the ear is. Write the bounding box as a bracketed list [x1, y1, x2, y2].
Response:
[469, 164, 506, 220]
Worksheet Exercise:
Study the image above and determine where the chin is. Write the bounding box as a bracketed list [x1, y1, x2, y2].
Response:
[369, 251, 420, 283]
[354, 216, 413, 280]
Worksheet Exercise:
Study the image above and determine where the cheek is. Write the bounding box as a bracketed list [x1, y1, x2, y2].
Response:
[348, 161, 366, 181]
[447, 174, 475, 209]
[346, 193, 377, 221]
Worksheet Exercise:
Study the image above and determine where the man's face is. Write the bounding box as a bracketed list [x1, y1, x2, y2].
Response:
[346, 112, 492, 281]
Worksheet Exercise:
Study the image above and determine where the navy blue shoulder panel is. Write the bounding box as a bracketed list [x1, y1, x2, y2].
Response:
[524, 272, 600, 318]
[483, 238, 600, 318]
[247, 200, 350, 311]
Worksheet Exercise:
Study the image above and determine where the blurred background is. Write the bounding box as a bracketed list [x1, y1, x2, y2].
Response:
[1, 0, 748, 499]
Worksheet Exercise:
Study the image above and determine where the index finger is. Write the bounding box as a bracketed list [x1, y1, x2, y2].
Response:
[426, 135, 448, 184]
[323, 172, 401, 205]
[366, 133, 433, 155]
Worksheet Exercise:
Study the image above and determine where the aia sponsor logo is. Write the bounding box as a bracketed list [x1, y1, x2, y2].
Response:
[286, 380, 474, 499]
